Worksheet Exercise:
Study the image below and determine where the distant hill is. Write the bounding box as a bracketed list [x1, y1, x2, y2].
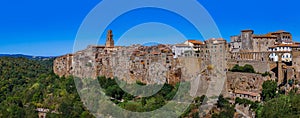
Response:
[0, 54, 55, 60]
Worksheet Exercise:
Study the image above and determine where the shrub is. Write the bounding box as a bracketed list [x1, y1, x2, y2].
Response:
[230, 64, 255, 73]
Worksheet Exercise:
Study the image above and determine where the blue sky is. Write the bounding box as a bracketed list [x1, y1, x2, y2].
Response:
[0, 0, 299, 56]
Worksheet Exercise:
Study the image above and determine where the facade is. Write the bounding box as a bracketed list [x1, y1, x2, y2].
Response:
[230, 35, 242, 52]
[230, 30, 254, 52]
[270, 30, 293, 44]
[232, 90, 261, 102]
[201, 38, 228, 72]
[252, 35, 277, 52]
[171, 44, 193, 58]
[268, 43, 296, 62]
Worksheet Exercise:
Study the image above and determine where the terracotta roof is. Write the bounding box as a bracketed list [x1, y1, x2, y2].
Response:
[187, 40, 204, 45]
[139, 52, 147, 56]
[162, 49, 170, 52]
[253, 34, 277, 38]
[271, 30, 289, 34]
[205, 38, 226, 44]
[89, 45, 106, 48]
[151, 51, 161, 55]
[252, 30, 291, 38]
[276, 43, 300, 47]
[234, 90, 260, 97]
[208, 38, 226, 41]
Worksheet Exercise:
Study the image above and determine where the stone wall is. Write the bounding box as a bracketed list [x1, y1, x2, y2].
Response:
[252, 37, 276, 52]
[227, 60, 272, 73]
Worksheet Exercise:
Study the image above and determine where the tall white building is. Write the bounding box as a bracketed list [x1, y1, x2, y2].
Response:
[172, 44, 193, 58]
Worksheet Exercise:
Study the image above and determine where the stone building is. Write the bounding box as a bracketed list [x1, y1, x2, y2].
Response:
[271, 30, 293, 44]
[233, 90, 261, 102]
[268, 43, 299, 62]
[200, 38, 228, 72]
[230, 30, 254, 52]
[36, 108, 50, 118]
[184, 40, 204, 52]
[230, 30, 292, 52]
[252, 34, 277, 52]
[229, 29, 300, 87]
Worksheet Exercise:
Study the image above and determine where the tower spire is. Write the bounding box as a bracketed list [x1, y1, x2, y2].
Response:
[105, 30, 114, 48]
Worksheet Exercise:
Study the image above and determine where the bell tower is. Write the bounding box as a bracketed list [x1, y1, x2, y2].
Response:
[105, 30, 114, 48]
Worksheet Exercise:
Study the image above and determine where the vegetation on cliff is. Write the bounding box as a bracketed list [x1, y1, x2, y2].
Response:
[97, 76, 200, 117]
[211, 95, 235, 118]
[0, 57, 93, 118]
[230, 64, 255, 73]
[257, 80, 300, 117]
[0, 57, 199, 117]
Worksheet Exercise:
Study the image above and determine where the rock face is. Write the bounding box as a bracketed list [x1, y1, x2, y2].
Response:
[224, 72, 270, 101]
[53, 54, 73, 77]
[226, 72, 268, 93]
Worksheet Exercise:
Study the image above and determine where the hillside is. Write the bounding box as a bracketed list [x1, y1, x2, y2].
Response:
[0, 57, 93, 118]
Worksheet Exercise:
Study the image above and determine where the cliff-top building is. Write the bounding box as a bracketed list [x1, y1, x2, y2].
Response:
[230, 30, 292, 52]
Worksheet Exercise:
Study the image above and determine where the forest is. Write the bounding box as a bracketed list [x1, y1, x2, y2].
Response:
[0, 57, 93, 118]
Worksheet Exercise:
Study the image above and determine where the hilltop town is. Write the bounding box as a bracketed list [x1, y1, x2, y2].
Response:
[53, 29, 300, 117]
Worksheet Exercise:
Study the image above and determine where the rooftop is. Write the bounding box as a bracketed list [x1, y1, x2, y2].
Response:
[234, 90, 260, 97]
[269, 43, 300, 48]
[187, 40, 204, 45]
[241, 29, 254, 32]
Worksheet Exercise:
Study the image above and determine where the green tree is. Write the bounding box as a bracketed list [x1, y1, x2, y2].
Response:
[262, 80, 277, 101]
[258, 93, 300, 118]
[230, 64, 255, 73]
[243, 64, 255, 73]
